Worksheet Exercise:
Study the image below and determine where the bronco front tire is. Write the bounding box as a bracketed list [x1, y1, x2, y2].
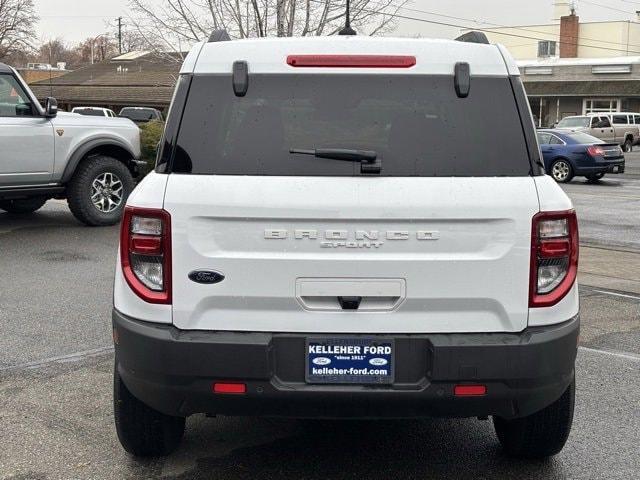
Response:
[114, 365, 185, 457]
[493, 378, 575, 459]
[67, 155, 134, 226]
[0, 197, 47, 214]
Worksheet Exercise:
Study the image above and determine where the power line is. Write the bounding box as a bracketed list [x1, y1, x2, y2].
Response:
[385, 3, 640, 52]
[578, 0, 635, 15]
[322, 0, 640, 55]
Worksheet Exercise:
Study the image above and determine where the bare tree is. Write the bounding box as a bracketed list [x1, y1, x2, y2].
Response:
[0, 0, 38, 61]
[129, 0, 405, 57]
[37, 38, 85, 68]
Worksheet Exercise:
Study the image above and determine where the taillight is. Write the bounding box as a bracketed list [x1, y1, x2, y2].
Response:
[286, 55, 416, 68]
[587, 145, 605, 157]
[530, 210, 578, 307]
[120, 206, 171, 304]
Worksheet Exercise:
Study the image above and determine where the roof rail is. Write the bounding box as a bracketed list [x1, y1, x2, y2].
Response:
[208, 29, 231, 42]
[455, 31, 489, 45]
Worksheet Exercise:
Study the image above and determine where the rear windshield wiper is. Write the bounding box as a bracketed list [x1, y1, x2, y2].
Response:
[289, 148, 380, 173]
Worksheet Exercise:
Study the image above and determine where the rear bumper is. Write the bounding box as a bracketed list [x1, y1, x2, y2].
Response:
[575, 158, 625, 175]
[113, 309, 579, 420]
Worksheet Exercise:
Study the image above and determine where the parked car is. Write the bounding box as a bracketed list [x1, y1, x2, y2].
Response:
[113, 33, 579, 460]
[71, 106, 117, 117]
[119, 107, 164, 124]
[537, 129, 625, 183]
[0, 63, 143, 225]
[556, 114, 638, 152]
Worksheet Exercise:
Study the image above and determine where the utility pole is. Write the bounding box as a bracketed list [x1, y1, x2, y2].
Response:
[117, 17, 123, 54]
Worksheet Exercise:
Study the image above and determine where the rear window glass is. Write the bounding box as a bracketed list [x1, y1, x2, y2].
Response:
[73, 108, 105, 116]
[120, 109, 156, 121]
[565, 132, 603, 144]
[557, 117, 589, 128]
[171, 74, 531, 176]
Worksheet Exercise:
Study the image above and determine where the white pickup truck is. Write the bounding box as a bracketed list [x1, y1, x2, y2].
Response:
[557, 113, 639, 152]
[0, 63, 141, 225]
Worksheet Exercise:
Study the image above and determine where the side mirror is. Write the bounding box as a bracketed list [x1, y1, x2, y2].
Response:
[44, 97, 58, 117]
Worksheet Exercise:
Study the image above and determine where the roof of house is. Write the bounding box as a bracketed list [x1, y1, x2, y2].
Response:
[524, 80, 640, 97]
[29, 51, 183, 106]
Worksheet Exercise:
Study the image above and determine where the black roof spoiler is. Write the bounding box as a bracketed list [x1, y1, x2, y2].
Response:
[208, 29, 230, 42]
[455, 31, 490, 45]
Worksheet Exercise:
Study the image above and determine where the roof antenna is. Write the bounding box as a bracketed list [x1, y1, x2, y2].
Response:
[338, 0, 357, 35]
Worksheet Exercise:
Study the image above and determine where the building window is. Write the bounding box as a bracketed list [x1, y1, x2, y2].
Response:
[538, 40, 557, 58]
[583, 99, 620, 114]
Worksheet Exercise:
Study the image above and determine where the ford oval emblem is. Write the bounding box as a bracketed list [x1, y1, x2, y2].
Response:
[312, 357, 332, 366]
[188, 270, 225, 284]
[369, 358, 388, 366]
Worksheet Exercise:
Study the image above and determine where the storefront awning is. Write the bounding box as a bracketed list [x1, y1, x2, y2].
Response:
[524, 80, 640, 97]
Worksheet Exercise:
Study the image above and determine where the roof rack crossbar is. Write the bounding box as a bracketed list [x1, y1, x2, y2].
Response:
[455, 31, 490, 45]
[208, 30, 231, 42]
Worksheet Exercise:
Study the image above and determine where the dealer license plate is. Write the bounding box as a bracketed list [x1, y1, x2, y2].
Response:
[306, 338, 394, 384]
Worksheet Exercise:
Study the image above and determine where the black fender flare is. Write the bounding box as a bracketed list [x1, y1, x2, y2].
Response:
[61, 138, 136, 183]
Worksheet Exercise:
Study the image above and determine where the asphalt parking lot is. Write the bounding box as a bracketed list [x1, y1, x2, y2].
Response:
[1, 159, 639, 479]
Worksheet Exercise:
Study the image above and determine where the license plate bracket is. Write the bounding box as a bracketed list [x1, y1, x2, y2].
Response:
[305, 338, 394, 384]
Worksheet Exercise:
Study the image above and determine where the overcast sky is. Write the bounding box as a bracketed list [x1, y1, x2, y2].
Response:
[34, 0, 638, 44]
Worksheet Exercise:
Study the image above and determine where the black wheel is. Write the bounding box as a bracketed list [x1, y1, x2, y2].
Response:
[623, 138, 633, 153]
[0, 197, 47, 214]
[494, 378, 575, 459]
[114, 364, 185, 457]
[585, 172, 605, 182]
[550, 159, 574, 183]
[67, 155, 134, 226]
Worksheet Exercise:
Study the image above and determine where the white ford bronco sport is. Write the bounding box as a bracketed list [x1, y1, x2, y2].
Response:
[113, 33, 579, 459]
[0, 64, 141, 225]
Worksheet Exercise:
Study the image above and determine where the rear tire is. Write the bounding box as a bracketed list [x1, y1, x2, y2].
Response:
[623, 138, 633, 153]
[493, 378, 575, 459]
[550, 159, 574, 183]
[0, 197, 47, 214]
[585, 173, 605, 182]
[114, 364, 185, 457]
[67, 155, 134, 226]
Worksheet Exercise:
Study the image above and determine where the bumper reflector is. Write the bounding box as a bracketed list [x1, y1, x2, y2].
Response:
[213, 382, 246, 394]
[454, 385, 487, 397]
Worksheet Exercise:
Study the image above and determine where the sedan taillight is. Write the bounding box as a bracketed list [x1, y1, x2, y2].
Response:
[120, 206, 171, 304]
[529, 210, 578, 308]
[587, 145, 605, 157]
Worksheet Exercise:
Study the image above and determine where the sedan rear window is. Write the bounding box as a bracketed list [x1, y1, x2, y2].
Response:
[169, 74, 532, 176]
[565, 132, 603, 144]
[557, 117, 589, 128]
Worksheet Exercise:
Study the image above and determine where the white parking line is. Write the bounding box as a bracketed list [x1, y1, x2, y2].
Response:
[591, 289, 640, 301]
[0, 346, 114, 373]
[579, 346, 640, 362]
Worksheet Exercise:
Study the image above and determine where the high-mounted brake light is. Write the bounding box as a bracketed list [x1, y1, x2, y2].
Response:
[120, 206, 172, 304]
[529, 210, 578, 308]
[286, 55, 416, 68]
